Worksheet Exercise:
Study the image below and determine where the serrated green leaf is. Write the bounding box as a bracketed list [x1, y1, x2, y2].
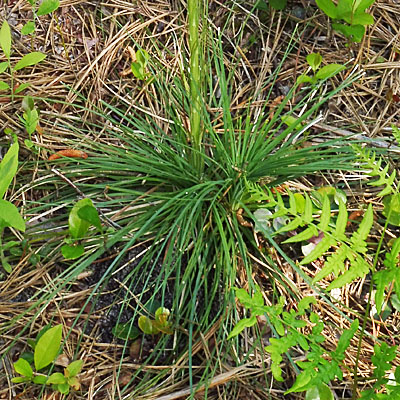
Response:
[0, 21, 11, 59]
[318, 195, 331, 231]
[14, 52, 46, 71]
[13, 358, 33, 378]
[227, 315, 257, 339]
[283, 226, 319, 244]
[315, 64, 346, 80]
[334, 198, 348, 240]
[34, 324, 62, 370]
[327, 256, 370, 290]
[21, 21, 35, 35]
[68, 198, 93, 239]
[301, 236, 336, 265]
[65, 360, 83, 378]
[316, 0, 337, 18]
[37, 0, 60, 15]
[0, 200, 25, 231]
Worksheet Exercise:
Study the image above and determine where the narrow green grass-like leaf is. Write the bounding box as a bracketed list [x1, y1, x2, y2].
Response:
[14, 52, 46, 71]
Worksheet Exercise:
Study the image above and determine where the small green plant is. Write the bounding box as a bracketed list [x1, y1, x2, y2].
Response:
[12, 324, 83, 395]
[21, 0, 60, 35]
[0, 20, 46, 98]
[228, 286, 358, 396]
[316, 0, 376, 43]
[138, 307, 173, 335]
[61, 198, 103, 260]
[297, 52, 346, 85]
[360, 342, 400, 399]
[20, 96, 39, 148]
[0, 135, 25, 273]
[131, 48, 150, 80]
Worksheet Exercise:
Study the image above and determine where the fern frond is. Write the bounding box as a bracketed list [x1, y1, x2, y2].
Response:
[392, 124, 400, 146]
[353, 145, 397, 197]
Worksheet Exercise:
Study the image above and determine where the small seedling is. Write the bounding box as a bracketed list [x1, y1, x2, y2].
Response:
[138, 307, 173, 335]
[316, 0, 376, 43]
[19, 96, 40, 148]
[0, 21, 46, 98]
[0, 134, 25, 273]
[22, 0, 60, 36]
[12, 324, 83, 395]
[131, 48, 150, 80]
[297, 52, 346, 85]
[61, 198, 102, 260]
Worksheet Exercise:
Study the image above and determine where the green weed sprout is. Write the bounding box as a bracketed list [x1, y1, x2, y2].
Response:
[22, 0, 60, 35]
[61, 198, 103, 260]
[12, 325, 83, 395]
[0, 135, 25, 273]
[297, 52, 346, 85]
[316, 0, 376, 43]
[0, 21, 46, 99]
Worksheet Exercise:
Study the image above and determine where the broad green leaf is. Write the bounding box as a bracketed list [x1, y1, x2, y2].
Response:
[138, 315, 159, 335]
[268, 0, 287, 10]
[0, 200, 25, 231]
[0, 21, 11, 59]
[0, 141, 19, 198]
[58, 382, 70, 394]
[12, 376, 31, 383]
[316, 0, 337, 18]
[131, 62, 145, 80]
[336, 0, 353, 21]
[297, 74, 313, 84]
[354, 0, 375, 12]
[136, 48, 149, 66]
[227, 316, 257, 340]
[306, 52, 322, 72]
[285, 370, 312, 393]
[0, 62, 8, 73]
[14, 82, 30, 94]
[32, 375, 47, 384]
[315, 64, 346, 80]
[47, 372, 66, 385]
[37, 0, 60, 15]
[68, 198, 93, 239]
[112, 322, 141, 340]
[61, 243, 85, 259]
[77, 205, 102, 232]
[0, 80, 10, 91]
[21, 21, 35, 35]
[305, 383, 334, 400]
[65, 360, 83, 377]
[155, 307, 170, 326]
[332, 23, 365, 42]
[34, 324, 62, 371]
[352, 12, 374, 25]
[13, 358, 33, 378]
[14, 52, 46, 71]
[383, 194, 400, 226]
